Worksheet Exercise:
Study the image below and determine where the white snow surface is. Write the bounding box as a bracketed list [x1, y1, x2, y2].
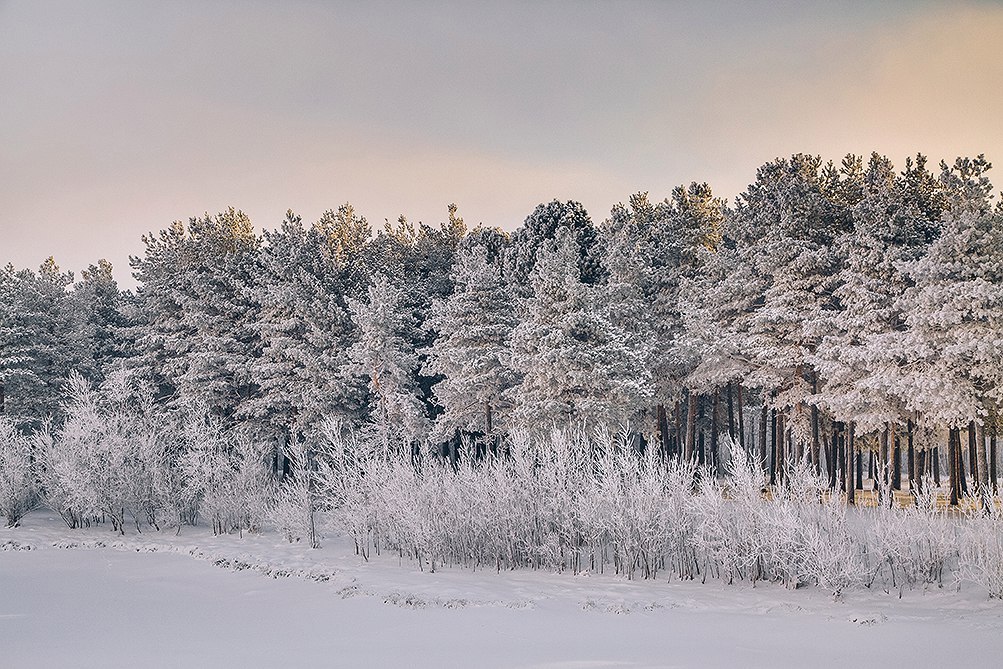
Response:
[3, 511, 1003, 668]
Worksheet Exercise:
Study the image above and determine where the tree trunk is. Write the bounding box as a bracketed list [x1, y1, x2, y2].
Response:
[769, 408, 778, 486]
[855, 444, 863, 491]
[697, 396, 706, 466]
[916, 447, 926, 494]
[828, 424, 839, 489]
[657, 404, 669, 457]
[726, 383, 735, 444]
[880, 425, 890, 487]
[949, 428, 961, 506]
[838, 435, 846, 493]
[737, 385, 746, 452]
[759, 405, 768, 472]
[779, 410, 788, 485]
[968, 422, 979, 490]
[449, 429, 460, 472]
[907, 419, 915, 491]
[684, 392, 697, 462]
[977, 423, 990, 496]
[675, 401, 684, 459]
[846, 423, 855, 505]
[991, 423, 998, 494]
[793, 407, 804, 464]
[869, 451, 876, 490]
[933, 446, 941, 487]
[892, 431, 902, 491]
[0, 381, 5, 414]
[711, 388, 721, 474]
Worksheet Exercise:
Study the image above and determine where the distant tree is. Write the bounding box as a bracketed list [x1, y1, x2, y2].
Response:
[0, 415, 34, 526]
[246, 206, 369, 441]
[423, 247, 519, 443]
[507, 229, 652, 432]
[131, 208, 262, 419]
[0, 259, 90, 425]
[347, 275, 429, 454]
[505, 199, 603, 292]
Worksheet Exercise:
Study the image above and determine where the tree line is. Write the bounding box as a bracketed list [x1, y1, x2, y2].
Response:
[1, 152, 1001, 506]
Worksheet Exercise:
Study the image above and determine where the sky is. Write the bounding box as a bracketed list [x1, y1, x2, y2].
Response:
[2, 0, 1002, 288]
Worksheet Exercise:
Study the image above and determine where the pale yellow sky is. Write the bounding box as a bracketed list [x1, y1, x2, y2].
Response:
[2, 1, 1001, 288]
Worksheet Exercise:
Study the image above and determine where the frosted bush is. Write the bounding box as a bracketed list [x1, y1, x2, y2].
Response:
[0, 416, 35, 527]
[39, 372, 164, 534]
[270, 443, 320, 548]
[178, 408, 271, 535]
[959, 493, 1003, 598]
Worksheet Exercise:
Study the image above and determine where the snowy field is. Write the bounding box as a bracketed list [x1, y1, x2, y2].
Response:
[3, 511, 1003, 668]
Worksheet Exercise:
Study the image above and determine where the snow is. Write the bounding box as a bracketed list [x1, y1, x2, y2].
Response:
[3, 511, 1003, 668]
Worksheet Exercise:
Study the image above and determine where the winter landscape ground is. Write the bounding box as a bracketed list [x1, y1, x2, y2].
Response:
[3, 508, 1003, 669]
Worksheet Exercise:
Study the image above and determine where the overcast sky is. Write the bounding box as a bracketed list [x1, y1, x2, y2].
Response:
[2, 0, 1002, 288]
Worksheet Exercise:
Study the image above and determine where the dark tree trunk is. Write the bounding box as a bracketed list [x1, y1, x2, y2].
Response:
[778, 410, 788, 485]
[880, 426, 890, 487]
[810, 373, 820, 472]
[969, 421, 980, 489]
[855, 444, 863, 491]
[657, 404, 670, 457]
[697, 396, 706, 466]
[846, 423, 856, 505]
[892, 433, 902, 491]
[737, 385, 746, 451]
[685, 392, 697, 462]
[769, 408, 778, 486]
[866, 447, 874, 489]
[675, 401, 684, 459]
[837, 438, 846, 493]
[449, 429, 460, 472]
[759, 405, 768, 472]
[907, 420, 915, 491]
[827, 424, 839, 489]
[726, 383, 735, 444]
[711, 388, 721, 474]
[949, 428, 961, 506]
[977, 423, 989, 497]
[991, 423, 998, 494]
[916, 447, 926, 494]
[933, 446, 941, 487]
[0, 381, 5, 414]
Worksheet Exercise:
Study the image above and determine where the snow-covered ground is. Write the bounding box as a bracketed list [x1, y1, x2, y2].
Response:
[3, 510, 1003, 668]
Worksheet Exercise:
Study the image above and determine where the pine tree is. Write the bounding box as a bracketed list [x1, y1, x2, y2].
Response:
[506, 229, 652, 432]
[505, 199, 603, 293]
[247, 206, 369, 440]
[347, 275, 429, 453]
[423, 247, 518, 442]
[813, 154, 941, 435]
[0, 259, 90, 425]
[898, 157, 1003, 438]
[131, 208, 262, 419]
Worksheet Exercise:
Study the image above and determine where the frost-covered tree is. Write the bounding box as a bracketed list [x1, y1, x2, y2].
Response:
[347, 276, 429, 453]
[178, 406, 271, 535]
[72, 259, 136, 382]
[37, 371, 166, 533]
[246, 206, 369, 440]
[0, 259, 91, 425]
[896, 157, 1003, 500]
[0, 415, 35, 526]
[812, 155, 942, 432]
[725, 155, 855, 469]
[131, 208, 262, 418]
[507, 230, 652, 432]
[505, 199, 603, 292]
[423, 247, 518, 442]
[364, 209, 465, 417]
